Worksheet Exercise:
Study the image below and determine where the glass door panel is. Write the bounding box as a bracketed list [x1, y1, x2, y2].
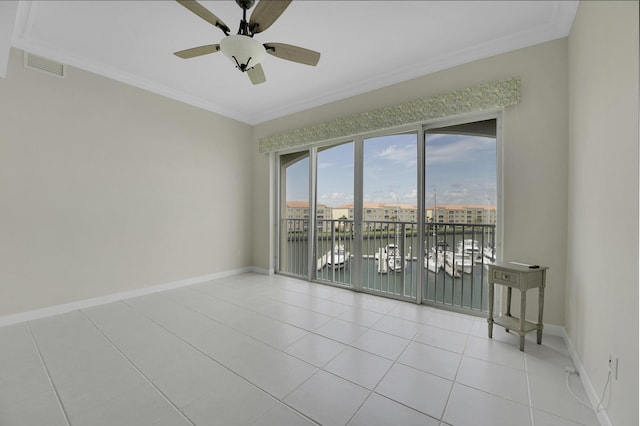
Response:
[423, 119, 497, 312]
[315, 142, 354, 286]
[279, 151, 310, 277]
[361, 133, 418, 300]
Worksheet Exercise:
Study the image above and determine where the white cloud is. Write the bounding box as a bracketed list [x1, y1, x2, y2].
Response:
[317, 192, 353, 207]
[427, 136, 494, 166]
[375, 144, 417, 167]
[317, 162, 335, 170]
[433, 182, 495, 205]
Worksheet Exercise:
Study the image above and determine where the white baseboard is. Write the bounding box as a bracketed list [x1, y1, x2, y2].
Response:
[543, 322, 565, 337]
[250, 265, 273, 275]
[0, 267, 256, 328]
[561, 327, 613, 426]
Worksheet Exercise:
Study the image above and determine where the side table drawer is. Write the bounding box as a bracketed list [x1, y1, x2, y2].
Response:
[492, 269, 519, 285]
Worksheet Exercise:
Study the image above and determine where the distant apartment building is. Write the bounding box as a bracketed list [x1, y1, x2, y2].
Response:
[285, 201, 329, 231]
[334, 203, 417, 231]
[286, 201, 496, 231]
[428, 204, 496, 224]
[336, 203, 417, 222]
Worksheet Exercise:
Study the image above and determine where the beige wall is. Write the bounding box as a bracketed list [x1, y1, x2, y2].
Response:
[567, 2, 639, 425]
[253, 38, 569, 326]
[0, 48, 253, 316]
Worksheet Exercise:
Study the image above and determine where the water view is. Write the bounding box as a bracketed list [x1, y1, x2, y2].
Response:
[280, 120, 498, 313]
[285, 221, 496, 313]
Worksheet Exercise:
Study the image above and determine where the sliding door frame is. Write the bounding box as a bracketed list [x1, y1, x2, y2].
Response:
[423, 111, 504, 263]
[275, 111, 503, 308]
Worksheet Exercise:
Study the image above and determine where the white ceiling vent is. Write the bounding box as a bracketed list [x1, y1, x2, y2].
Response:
[23, 52, 65, 78]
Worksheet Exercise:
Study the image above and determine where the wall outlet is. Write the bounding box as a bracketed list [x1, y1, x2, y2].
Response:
[608, 354, 619, 380]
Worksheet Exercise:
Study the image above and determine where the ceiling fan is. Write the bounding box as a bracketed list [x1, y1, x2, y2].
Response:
[174, 0, 320, 85]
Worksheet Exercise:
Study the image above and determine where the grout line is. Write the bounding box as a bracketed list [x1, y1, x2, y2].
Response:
[319, 325, 442, 424]
[79, 310, 196, 426]
[175, 285, 319, 335]
[179, 278, 484, 423]
[118, 296, 319, 426]
[341, 312, 443, 423]
[344, 390, 375, 425]
[22, 275, 552, 425]
[165, 282, 418, 368]
[127, 282, 424, 424]
[119, 297, 284, 396]
[156, 288, 314, 354]
[370, 389, 444, 424]
[250, 402, 321, 426]
[367, 337, 407, 389]
[26, 322, 72, 426]
[439, 325, 472, 423]
[523, 353, 535, 426]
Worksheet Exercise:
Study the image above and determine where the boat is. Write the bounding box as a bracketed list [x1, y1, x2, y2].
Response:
[327, 244, 350, 269]
[458, 239, 480, 254]
[465, 239, 480, 251]
[444, 260, 461, 278]
[445, 250, 473, 274]
[436, 240, 450, 251]
[424, 249, 443, 273]
[457, 239, 484, 263]
[483, 246, 496, 265]
[375, 244, 405, 273]
[424, 248, 460, 278]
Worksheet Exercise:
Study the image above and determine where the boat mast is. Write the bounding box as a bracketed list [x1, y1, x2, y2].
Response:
[433, 187, 437, 224]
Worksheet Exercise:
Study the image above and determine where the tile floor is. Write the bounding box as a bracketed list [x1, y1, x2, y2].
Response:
[0, 273, 601, 426]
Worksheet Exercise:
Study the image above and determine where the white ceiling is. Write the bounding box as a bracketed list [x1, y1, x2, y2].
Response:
[9, 1, 578, 125]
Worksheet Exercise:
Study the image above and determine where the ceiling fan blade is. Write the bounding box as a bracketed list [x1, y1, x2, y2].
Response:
[176, 0, 230, 35]
[264, 43, 320, 66]
[249, 0, 292, 34]
[174, 44, 220, 59]
[247, 64, 266, 85]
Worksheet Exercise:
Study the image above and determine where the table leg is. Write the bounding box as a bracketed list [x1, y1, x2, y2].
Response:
[537, 273, 546, 345]
[505, 286, 513, 332]
[487, 282, 494, 339]
[519, 289, 526, 351]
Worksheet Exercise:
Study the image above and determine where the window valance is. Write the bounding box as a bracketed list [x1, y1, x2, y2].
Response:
[258, 76, 520, 153]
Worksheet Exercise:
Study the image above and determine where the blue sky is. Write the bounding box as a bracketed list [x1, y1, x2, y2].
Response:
[424, 133, 496, 206]
[287, 133, 496, 207]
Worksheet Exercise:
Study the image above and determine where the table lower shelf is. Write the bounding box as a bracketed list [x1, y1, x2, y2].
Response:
[491, 314, 540, 335]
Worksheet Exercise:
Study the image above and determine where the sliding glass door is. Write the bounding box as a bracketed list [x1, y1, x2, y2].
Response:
[277, 115, 500, 314]
[279, 151, 310, 277]
[315, 142, 354, 286]
[361, 132, 418, 300]
[423, 119, 498, 313]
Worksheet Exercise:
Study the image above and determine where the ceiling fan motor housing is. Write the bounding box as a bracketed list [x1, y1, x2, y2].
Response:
[236, 0, 255, 10]
[220, 34, 266, 71]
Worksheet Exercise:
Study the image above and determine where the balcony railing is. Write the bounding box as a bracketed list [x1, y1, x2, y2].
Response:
[422, 222, 496, 313]
[280, 218, 496, 314]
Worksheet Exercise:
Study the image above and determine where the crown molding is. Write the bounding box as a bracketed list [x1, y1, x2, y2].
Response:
[9, 1, 573, 126]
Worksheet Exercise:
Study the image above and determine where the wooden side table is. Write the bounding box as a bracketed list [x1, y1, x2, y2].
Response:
[487, 261, 548, 351]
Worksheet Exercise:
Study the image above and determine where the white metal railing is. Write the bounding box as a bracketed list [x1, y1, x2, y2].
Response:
[280, 218, 496, 313]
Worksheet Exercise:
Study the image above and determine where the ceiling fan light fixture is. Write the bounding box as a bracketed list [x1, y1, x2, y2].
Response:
[220, 34, 266, 72]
